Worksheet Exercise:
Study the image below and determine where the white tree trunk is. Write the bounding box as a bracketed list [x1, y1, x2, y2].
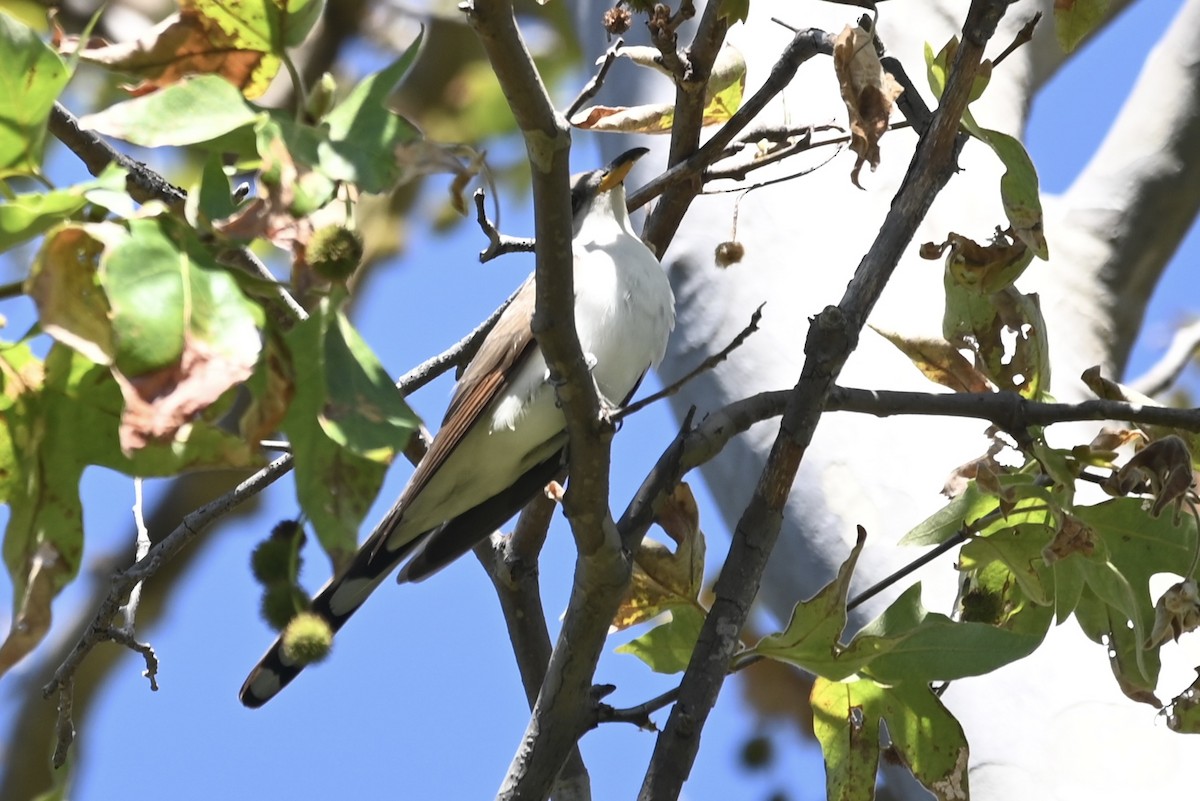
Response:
[576, 0, 1200, 797]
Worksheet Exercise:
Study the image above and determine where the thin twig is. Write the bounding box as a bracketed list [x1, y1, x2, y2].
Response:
[566, 38, 624, 120]
[615, 304, 764, 421]
[396, 280, 526, 393]
[43, 454, 294, 765]
[991, 12, 1042, 68]
[473, 188, 536, 262]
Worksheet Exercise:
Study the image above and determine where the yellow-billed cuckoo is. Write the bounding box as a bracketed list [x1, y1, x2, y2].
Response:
[240, 148, 674, 706]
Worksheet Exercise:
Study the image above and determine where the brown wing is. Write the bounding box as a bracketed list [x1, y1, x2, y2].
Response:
[385, 275, 538, 535]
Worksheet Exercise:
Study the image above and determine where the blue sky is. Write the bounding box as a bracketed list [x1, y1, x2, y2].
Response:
[2, 2, 1197, 800]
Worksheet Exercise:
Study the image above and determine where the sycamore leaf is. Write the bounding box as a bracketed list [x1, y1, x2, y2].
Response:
[614, 483, 706, 630]
[0, 11, 70, 178]
[812, 677, 970, 801]
[79, 74, 261, 148]
[320, 37, 424, 192]
[61, 10, 267, 97]
[64, 1, 324, 98]
[974, 129, 1048, 259]
[0, 341, 256, 676]
[943, 282, 1050, 400]
[1054, 0, 1109, 54]
[571, 103, 676, 134]
[29, 216, 265, 451]
[572, 44, 745, 133]
[615, 605, 706, 674]
[845, 582, 1050, 684]
[0, 166, 127, 254]
[922, 229, 1034, 295]
[898, 482, 996, 546]
[925, 39, 1047, 259]
[871, 326, 992, 393]
[834, 25, 903, 188]
[1081, 367, 1200, 462]
[282, 295, 418, 567]
[960, 523, 1056, 606]
[750, 528, 866, 680]
[1071, 498, 1200, 703]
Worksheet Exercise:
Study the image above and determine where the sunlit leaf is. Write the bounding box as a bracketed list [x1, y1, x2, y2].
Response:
[0, 11, 70, 177]
[615, 605, 706, 674]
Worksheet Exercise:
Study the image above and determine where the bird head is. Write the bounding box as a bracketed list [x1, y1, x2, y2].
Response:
[570, 147, 649, 237]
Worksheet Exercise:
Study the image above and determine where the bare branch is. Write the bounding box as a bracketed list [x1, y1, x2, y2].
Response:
[632, 28, 835, 230]
[566, 38, 624, 120]
[47, 102, 186, 209]
[615, 304, 764, 420]
[464, 2, 620, 799]
[43, 454, 295, 764]
[474, 480, 592, 801]
[474, 188, 536, 262]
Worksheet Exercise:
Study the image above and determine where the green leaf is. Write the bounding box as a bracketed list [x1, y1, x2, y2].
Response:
[960, 523, 1055, 606]
[615, 605, 706, 674]
[812, 677, 880, 801]
[0, 11, 70, 177]
[320, 310, 419, 459]
[0, 190, 86, 254]
[282, 296, 418, 566]
[189, 153, 241, 227]
[898, 482, 994, 546]
[975, 129, 1048, 259]
[29, 216, 265, 450]
[614, 484, 707, 631]
[79, 75, 261, 148]
[1054, 0, 1109, 54]
[814, 675, 973, 801]
[320, 35, 424, 193]
[0, 340, 256, 676]
[103, 217, 264, 378]
[750, 530, 866, 680]
[1075, 498, 1198, 642]
[848, 583, 1050, 684]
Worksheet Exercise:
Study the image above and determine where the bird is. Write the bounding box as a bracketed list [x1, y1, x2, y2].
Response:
[240, 147, 675, 707]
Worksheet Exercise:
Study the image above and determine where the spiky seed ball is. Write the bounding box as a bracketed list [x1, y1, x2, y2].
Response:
[306, 225, 364, 282]
[281, 612, 333, 666]
[714, 240, 745, 267]
[251, 538, 294, 585]
[260, 585, 307, 631]
[603, 5, 632, 34]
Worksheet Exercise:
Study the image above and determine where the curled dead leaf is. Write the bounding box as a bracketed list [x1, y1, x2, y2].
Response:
[1041, 514, 1096, 564]
[1146, 579, 1200, 649]
[833, 25, 903, 188]
[1104, 435, 1197, 523]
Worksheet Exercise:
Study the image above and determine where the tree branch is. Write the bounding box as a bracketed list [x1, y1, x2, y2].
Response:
[464, 3, 622, 800]
[42, 454, 295, 766]
[631, 28, 834, 225]
[636, 3, 1015, 797]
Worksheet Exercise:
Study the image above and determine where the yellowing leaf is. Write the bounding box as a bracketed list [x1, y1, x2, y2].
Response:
[613, 483, 707, 630]
[872, 327, 992, 393]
